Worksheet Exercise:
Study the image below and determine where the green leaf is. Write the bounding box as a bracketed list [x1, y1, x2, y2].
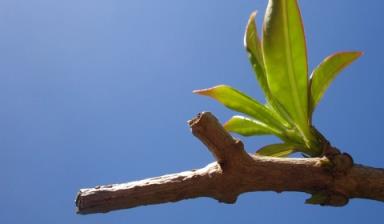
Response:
[245, 11, 269, 98]
[262, 0, 309, 136]
[193, 85, 284, 131]
[255, 143, 308, 157]
[224, 115, 282, 137]
[310, 51, 362, 113]
[245, 12, 293, 129]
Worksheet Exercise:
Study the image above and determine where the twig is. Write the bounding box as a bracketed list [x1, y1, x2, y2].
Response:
[75, 112, 384, 214]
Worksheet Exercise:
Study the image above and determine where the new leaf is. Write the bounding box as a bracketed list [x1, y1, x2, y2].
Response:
[193, 85, 285, 131]
[245, 11, 269, 99]
[224, 115, 283, 137]
[245, 11, 293, 129]
[262, 0, 309, 137]
[310, 51, 362, 114]
[255, 143, 309, 157]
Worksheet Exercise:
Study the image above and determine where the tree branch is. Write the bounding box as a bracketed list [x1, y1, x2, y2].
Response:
[75, 112, 384, 214]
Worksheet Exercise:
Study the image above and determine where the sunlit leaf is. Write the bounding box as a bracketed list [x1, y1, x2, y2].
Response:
[262, 0, 309, 136]
[310, 51, 362, 113]
[255, 143, 308, 157]
[193, 85, 284, 130]
[224, 115, 282, 137]
[245, 11, 293, 129]
[245, 11, 269, 98]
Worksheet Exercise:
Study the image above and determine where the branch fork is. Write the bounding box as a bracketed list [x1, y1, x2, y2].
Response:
[75, 112, 384, 214]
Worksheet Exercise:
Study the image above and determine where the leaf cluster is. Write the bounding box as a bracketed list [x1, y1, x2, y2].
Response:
[194, 0, 361, 157]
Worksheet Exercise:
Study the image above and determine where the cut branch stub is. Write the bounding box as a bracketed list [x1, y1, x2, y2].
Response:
[75, 112, 384, 214]
[188, 112, 250, 169]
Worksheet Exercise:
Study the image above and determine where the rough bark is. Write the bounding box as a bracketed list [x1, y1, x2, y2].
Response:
[75, 112, 384, 214]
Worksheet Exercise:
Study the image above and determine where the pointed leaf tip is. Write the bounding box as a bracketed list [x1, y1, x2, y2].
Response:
[193, 85, 285, 131]
[193, 89, 208, 95]
[193, 85, 224, 96]
[244, 11, 258, 49]
[244, 10, 273, 106]
[310, 51, 362, 113]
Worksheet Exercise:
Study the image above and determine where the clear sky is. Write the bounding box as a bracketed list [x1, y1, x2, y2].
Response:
[0, 0, 383, 223]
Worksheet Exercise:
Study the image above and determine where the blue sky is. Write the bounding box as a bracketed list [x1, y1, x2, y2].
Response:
[0, 0, 383, 223]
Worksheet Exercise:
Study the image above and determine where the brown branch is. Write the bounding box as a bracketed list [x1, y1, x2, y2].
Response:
[75, 112, 384, 214]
